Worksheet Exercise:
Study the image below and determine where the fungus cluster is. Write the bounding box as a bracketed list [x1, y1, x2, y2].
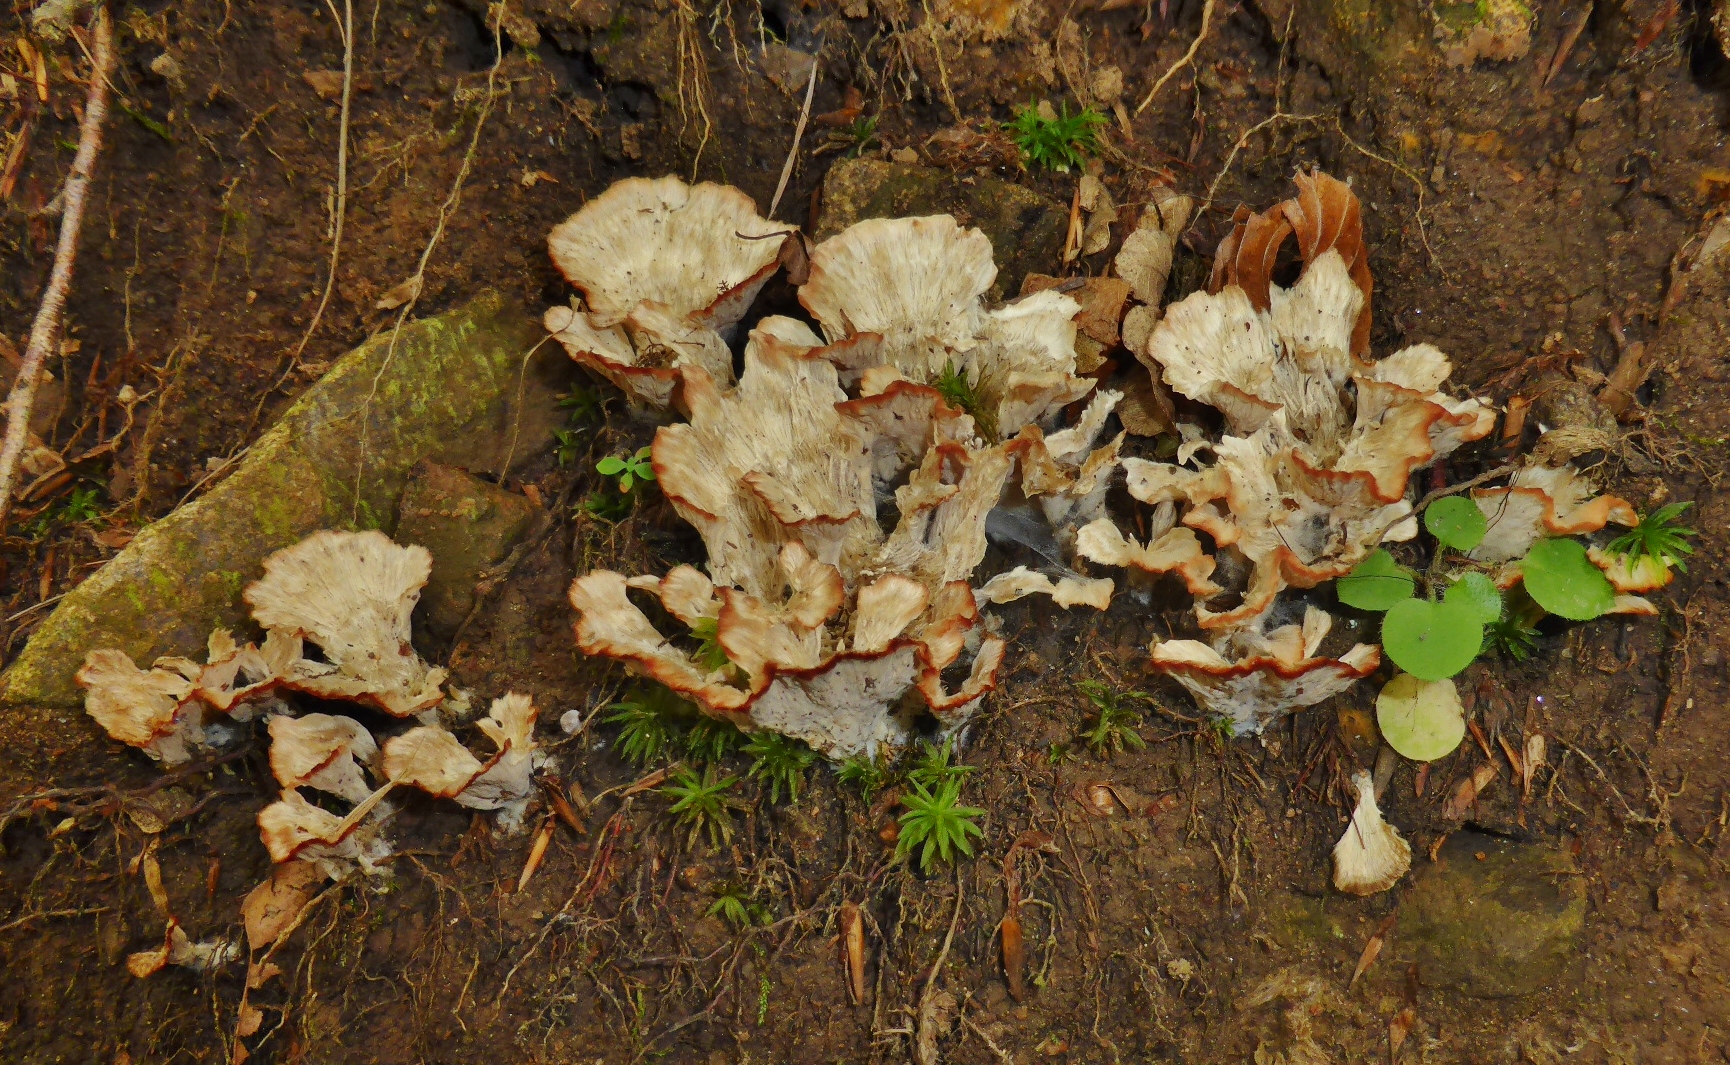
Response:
[77, 531, 544, 891]
[551, 177, 1144, 757]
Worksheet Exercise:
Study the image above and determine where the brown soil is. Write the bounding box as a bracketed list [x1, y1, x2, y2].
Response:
[2, 0, 1729, 1062]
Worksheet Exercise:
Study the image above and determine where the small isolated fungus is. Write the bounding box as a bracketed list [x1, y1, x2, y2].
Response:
[243, 530, 448, 717]
[126, 918, 240, 979]
[1332, 770, 1411, 896]
[268, 713, 379, 804]
[545, 176, 785, 408]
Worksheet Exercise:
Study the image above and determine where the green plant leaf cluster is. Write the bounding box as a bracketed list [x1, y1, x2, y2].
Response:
[662, 765, 740, 849]
[707, 884, 771, 928]
[685, 716, 746, 763]
[596, 445, 655, 493]
[1424, 496, 1488, 552]
[908, 737, 974, 792]
[1004, 101, 1106, 173]
[689, 616, 731, 673]
[743, 732, 817, 804]
[1604, 501, 1696, 573]
[837, 752, 889, 802]
[934, 361, 996, 440]
[605, 691, 686, 768]
[1336, 548, 1417, 611]
[895, 777, 984, 873]
[1076, 679, 1147, 758]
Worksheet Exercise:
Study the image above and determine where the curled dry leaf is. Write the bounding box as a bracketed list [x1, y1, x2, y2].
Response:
[841, 900, 866, 1004]
[1441, 763, 1500, 821]
[242, 859, 326, 951]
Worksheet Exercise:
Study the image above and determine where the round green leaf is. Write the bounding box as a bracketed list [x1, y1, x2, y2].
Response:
[1336, 549, 1417, 612]
[1521, 537, 1616, 621]
[1444, 572, 1503, 626]
[1376, 673, 1467, 762]
[1425, 496, 1488, 552]
[1381, 597, 1483, 680]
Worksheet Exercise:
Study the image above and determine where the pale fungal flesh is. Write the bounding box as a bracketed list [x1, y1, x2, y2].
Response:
[1467, 465, 1638, 564]
[798, 215, 1095, 437]
[268, 713, 378, 804]
[256, 785, 394, 877]
[1109, 250, 1495, 637]
[244, 530, 448, 718]
[1150, 607, 1380, 736]
[544, 176, 785, 408]
[76, 650, 202, 764]
[380, 692, 540, 820]
[1333, 770, 1412, 896]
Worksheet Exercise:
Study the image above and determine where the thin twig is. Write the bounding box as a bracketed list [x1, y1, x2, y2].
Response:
[0, 906, 111, 935]
[0, 5, 115, 529]
[768, 54, 821, 221]
[289, 0, 356, 379]
[1135, 0, 1216, 116]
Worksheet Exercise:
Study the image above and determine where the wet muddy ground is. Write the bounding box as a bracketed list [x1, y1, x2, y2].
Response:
[2, 0, 1729, 1061]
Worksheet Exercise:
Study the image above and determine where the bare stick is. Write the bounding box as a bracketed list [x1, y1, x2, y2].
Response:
[0, 5, 115, 529]
[768, 54, 820, 221]
[1135, 0, 1216, 116]
[291, 0, 356, 376]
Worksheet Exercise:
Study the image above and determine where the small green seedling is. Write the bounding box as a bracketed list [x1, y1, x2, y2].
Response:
[1077, 679, 1147, 758]
[707, 884, 770, 928]
[1336, 548, 1417, 611]
[934, 361, 996, 440]
[895, 777, 984, 873]
[579, 483, 635, 522]
[689, 616, 731, 672]
[1520, 537, 1615, 621]
[838, 752, 889, 802]
[1005, 101, 1107, 173]
[1424, 496, 1488, 552]
[743, 732, 816, 804]
[1046, 741, 1076, 766]
[908, 737, 974, 792]
[554, 428, 585, 468]
[662, 765, 740, 848]
[605, 690, 685, 768]
[558, 387, 605, 424]
[684, 716, 745, 763]
[1604, 501, 1696, 573]
[1483, 613, 1540, 661]
[597, 446, 655, 493]
[845, 115, 879, 158]
[1375, 673, 1466, 762]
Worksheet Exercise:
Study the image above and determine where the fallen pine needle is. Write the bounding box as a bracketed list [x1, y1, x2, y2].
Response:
[516, 816, 555, 893]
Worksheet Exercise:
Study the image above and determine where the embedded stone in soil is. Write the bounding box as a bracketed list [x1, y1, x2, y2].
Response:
[0, 292, 567, 709]
[397, 460, 540, 642]
[814, 158, 1067, 298]
[1395, 829, 1586, 997]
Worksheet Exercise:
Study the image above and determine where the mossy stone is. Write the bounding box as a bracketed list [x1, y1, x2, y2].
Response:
[0, 292, 565, 709]
[397, 461, 540, 641]
[1395, 830, 1586, 997]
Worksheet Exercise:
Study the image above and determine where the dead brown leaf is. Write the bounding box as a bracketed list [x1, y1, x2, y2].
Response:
[1441, 763, 1499, 821]
[242, 860, 324, 952]
[1349, 913, 1397, 990]
[236, 1001, 264, 1038]
[840, 899, 866, 1004]
[373, 275, 423, 312]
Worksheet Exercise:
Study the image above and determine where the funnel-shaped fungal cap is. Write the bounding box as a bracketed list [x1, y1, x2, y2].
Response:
[77, 650, 202, 764]
[1333, 770, 1412, 896]
[1468, 465, 1639, 564]
[243, 531, 448, 717]
[268, 713, 378, 804]
[1150, 608, 1380, 735]
[547, 177, 783, 327]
